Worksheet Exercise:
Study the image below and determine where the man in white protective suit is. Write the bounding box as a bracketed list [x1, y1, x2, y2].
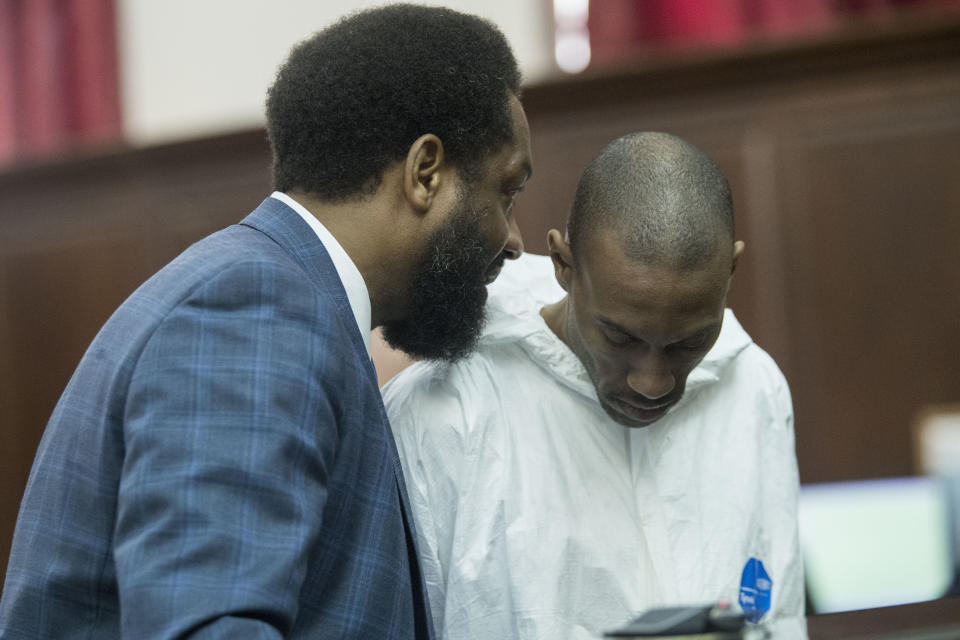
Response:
[382, 132, 805, 640]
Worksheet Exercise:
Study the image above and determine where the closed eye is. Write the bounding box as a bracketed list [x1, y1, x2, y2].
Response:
[503, 186, 525, 216]
[504, 186, 525, 202]
[668, 335, 712, 353]
[603, 329, 633, 346]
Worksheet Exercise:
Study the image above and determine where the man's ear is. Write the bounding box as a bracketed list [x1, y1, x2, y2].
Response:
[547, 228, 575, 292]
[731, 240, 745, 275]
[723, 240, 746, 296]
[403, 134, 446, 213]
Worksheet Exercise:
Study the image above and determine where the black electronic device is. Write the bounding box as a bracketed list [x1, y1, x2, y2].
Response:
[605, 602, 746, 638]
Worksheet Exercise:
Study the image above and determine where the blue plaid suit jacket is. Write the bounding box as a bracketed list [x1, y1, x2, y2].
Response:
[0, 198, 434, 639]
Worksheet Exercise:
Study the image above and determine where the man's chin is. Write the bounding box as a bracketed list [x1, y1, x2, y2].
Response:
[601, 396, 672, 428]
[382, 298, 487, 363]
[383, 327, 478, 363]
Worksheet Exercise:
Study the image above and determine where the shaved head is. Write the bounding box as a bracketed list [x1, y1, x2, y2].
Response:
[567, 132, 734, 271]
[542, 132, 744, 428]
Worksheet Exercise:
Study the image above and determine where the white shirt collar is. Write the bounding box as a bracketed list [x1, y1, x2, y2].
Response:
[270, 191, 372, 355]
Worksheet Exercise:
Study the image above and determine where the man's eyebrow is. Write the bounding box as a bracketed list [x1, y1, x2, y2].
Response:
[596, 317, 633, 337]
[674, 326, 719, 344]
[596, 317, 719, 343]
[517, 161, 532, 182]
[504, 163, 532, 190]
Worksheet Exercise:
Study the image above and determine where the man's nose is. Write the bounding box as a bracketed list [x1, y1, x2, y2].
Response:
[625, 353, 675, 400]
[503, 217, 524, 260]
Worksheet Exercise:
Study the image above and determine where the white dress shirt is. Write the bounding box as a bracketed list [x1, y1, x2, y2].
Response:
[270, 191, 371, 355]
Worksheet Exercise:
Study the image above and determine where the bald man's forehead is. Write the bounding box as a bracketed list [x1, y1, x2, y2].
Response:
[573, 230, 731, 339]
[574, 210, 733, 272]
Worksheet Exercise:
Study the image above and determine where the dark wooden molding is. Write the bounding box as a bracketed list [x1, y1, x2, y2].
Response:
[523, 12, 960, 112]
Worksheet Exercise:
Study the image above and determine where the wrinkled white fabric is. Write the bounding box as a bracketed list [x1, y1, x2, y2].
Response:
[383, 253, 805, 640]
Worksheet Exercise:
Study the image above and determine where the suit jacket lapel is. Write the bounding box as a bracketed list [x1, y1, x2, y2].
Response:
[239, 198, 432, 631]
[239, 197, 369, 358]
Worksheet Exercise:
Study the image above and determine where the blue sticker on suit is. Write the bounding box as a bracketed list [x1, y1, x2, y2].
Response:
[738, 557, 772, 623]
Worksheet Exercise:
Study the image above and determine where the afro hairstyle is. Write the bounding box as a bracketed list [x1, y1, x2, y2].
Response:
[266, 4, 522, 202]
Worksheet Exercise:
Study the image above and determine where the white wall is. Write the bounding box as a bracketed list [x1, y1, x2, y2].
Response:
[117, 0, 555, 146]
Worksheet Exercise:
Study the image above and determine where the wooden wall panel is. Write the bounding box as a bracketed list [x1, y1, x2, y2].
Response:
[3, 236, 145, 479]
[0, 132, 272, 584]
[777, 108, 960, 481]
[0, 259, 21, 593]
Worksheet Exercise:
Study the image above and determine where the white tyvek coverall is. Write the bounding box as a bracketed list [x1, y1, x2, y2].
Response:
[383, 254, 805, 639]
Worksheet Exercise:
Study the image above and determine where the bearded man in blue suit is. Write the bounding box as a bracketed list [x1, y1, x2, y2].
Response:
[0, 5, 532, 638]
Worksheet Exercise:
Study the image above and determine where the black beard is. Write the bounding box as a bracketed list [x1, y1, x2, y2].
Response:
[382, 201, 498, 362]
